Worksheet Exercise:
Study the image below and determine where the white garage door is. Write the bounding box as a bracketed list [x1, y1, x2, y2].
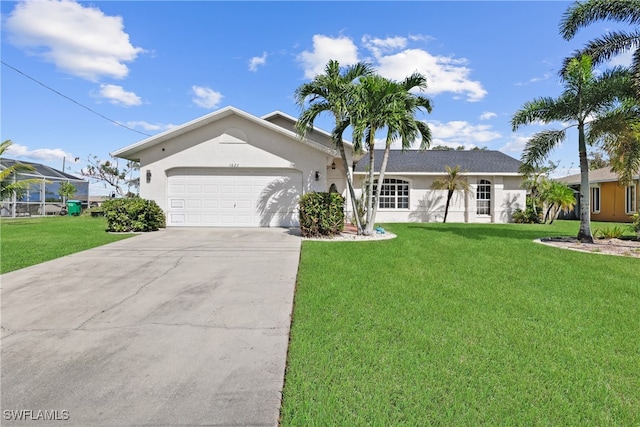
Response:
[167, 168, 302, 227]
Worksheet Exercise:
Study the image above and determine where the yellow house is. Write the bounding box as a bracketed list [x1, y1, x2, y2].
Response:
[557, 167, 639, 222]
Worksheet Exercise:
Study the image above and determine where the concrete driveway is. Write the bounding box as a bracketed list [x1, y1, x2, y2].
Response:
[1, 228, 301, 426]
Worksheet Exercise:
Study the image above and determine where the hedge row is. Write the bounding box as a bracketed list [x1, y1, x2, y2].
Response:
[102, 198, 166, 232]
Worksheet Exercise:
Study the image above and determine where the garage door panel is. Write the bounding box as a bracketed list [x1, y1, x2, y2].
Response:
[167, 170, 301, 227]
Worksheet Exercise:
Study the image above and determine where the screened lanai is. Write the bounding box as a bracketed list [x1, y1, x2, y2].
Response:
[1, 158, 89, 217]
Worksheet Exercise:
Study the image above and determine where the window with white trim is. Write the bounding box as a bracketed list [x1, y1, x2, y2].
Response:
[374, 178, 409, 209]
[626, 185, 637, 214]
[591, 186, 601, 213]
[476, 179, 491, 215]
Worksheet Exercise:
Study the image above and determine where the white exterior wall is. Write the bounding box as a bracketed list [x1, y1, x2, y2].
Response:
[135, 115, 335, 215]
[354, 173, 525, 224]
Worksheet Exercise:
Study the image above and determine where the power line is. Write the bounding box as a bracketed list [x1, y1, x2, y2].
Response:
[1, 61, 152, 137]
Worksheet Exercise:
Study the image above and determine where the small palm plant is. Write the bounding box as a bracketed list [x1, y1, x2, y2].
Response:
[431, 165, 471, 223]
[540, 181, 576, 224]
[1, 140, 38, 201]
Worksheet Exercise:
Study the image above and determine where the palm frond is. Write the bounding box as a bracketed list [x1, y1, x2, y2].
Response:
[521, 129, 568, 168]
[560, 0, 640, 40]
[511, 97, 563, 130]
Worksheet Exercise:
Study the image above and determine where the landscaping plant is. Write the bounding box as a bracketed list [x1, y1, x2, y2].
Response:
[102, 197, 165, 232]
[298, 192, 344, 238]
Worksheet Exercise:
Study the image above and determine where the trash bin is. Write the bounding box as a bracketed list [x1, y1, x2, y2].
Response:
[66, 200, 82, 216]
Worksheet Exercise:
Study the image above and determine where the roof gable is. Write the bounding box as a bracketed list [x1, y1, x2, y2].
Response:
[354, 150, 522, 174]
[112, 106, 338, 161]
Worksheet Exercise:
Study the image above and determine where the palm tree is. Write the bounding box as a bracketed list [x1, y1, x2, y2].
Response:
[0, 140, 37, 201]
[295, 60, 375, 235]
[540, 181, 576, 224]
[512, 55, 630, 243]
[351, 73, 432, 234]
[561, 0, 640, 183]
[430, 165, 470, 223]
[560, 0, 640, 94]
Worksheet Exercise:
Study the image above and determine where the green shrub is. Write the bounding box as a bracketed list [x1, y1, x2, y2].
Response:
[513, 207, 541, 224]
[594, 226, 625, 239]
[299, 192, 344, 238]
[631, 213, 640, 239]
[102, 198, 166, 232]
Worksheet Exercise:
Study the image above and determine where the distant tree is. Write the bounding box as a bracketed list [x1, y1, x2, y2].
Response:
[81, 155, 139, 197]
[0, 140, 39, 200]
[430, 165, 471, 223]
[57, 181, 77, 205]
[588, 150, 610, 169]
[512, 55, 630, 243]
[430, 145, 453, 151]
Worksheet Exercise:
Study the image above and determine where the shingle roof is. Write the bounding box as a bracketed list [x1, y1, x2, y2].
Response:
[555, 166, 640, 185]
[354, 150, 522, 174]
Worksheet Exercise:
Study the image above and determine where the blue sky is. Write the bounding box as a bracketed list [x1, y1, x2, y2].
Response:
[1, 1, 634, 193]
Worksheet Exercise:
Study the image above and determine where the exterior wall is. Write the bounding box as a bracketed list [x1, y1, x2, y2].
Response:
[591, 180, 639, 222]
[135, 114, 338, 214]
[353, 173, 525, 224]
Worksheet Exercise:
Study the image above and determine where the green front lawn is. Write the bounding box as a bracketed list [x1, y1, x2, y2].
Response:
[0, 216, 134, 274]
[281, 221, 639, 426]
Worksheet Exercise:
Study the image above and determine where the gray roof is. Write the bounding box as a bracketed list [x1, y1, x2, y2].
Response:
[354, 150, 522, 174]
[1, 158, 84, 181]
[556, 166, 640, 185]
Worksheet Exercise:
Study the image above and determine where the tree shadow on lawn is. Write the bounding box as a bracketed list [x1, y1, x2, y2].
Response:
[404, 223, 568, 242]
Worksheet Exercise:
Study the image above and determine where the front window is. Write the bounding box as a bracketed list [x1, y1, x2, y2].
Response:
[591, 187, 601, 213]
[374, 178, 409, 209]
[626, 185, 637, 214]
[476, 179, 491, 215]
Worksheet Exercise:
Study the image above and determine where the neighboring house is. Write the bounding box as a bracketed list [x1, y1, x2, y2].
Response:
[112, 106, 525, 227]
[353, 150, 525, 224]
[1, 158, 89, 217]
[556, 167, 639, 222]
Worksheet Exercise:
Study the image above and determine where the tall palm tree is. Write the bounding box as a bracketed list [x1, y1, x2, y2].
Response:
[430, 165, 470, 223]
[350, 73, 432, 234]
[561, 0, 640, 183]
[0, 140, 37, 200]
[512, 55, 630, 243]
[560, 0, 640, 93]
[295, 60, 375, 235]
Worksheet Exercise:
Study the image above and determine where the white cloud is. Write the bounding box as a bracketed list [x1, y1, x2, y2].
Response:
[5, 143, 73, 162]
[249, 52, 268, 72]
[609, 49, 633, 67]
[126, 121, 176, 132]
[297, 35, 359, 79]
[499, 135, 530, 155]
[479, 112, 497, 120]
[428, 120, 501, 146]
[98, 84, 142, 106]
[5, 0, 143, 81]
[375, 49, 487, 102]
[362, 35, 407, 58]
[191, 85, 223, 109]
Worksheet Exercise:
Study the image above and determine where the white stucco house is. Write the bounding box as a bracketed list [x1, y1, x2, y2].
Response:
[112, 106, 525, 227]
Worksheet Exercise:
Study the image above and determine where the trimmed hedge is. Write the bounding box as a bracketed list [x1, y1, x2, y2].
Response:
[102, 198, 166, 232]
[299, 192, 344, 238]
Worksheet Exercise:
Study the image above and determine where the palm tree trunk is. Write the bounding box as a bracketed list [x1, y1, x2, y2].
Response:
[443, 190, 453, 223]
[577, 122, 594, 243]
[365, 133, 376, 236]
[369, 143, 391, 234]
[337, 141, 363, 234]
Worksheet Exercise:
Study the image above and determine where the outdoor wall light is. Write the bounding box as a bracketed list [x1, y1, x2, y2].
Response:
[315, 171, 320, 181]
[146, 169, 152, 183]
[331, 161, 336, 170]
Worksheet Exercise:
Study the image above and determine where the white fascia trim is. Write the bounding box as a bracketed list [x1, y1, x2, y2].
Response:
[353, 171, 522, 177]
[112, 106, 338, 160]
